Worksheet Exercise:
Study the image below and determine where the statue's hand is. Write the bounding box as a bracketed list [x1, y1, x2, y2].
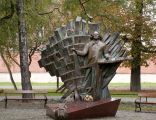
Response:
[99, 44, 106, 51]
[105, 51, 111, 60]
[71, 48, 77, 54]
[71, 48, 75, 51]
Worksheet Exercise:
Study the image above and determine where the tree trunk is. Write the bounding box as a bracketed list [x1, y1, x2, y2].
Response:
[130, 44, 141, 91]
[0, 52, 17, 90]
[16, 0, 32, 98]
[130, 0, 143, 91]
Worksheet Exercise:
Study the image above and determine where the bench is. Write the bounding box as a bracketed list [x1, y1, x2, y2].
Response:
[4, 90, 48, 108]
[0, 89, 3, 93]
[135, 92, 156, 112]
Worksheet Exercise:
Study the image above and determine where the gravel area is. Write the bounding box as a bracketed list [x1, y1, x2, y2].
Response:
[84, 111, 156, 120]
[0, 108, 156, 120]
[0, 108, 51, 120]
[0, 100, 156, 120]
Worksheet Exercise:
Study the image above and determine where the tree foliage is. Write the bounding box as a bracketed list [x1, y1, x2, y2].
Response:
[0, 0, 65, 90]
[63, 0, 126, 31]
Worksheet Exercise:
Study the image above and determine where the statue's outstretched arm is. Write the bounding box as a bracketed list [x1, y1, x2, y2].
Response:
[72, 43, 90, 56]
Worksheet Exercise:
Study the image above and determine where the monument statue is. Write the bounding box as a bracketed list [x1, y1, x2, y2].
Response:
[72, 31, 109, 100]
[38, 16, 131, 120]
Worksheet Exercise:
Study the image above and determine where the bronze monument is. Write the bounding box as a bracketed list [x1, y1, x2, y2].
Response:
[38, 16, 131, 120]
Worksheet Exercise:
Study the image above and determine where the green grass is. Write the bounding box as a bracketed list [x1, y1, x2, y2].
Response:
[47, 89, 63, 96]
[109, 83, 129, 87]
[109, 82, 156, 87]
[111, 91, 138, 97]
[0, 82, 156, 87]
[0, 82, 63, 86]
[0, 82, 156, 97]
[119, 102, 135, 111]
[0, 89, 63, 96]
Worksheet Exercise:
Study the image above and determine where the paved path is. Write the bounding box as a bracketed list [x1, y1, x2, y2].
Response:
[0, 108, 156, 120]
[84, 111, 156, 120]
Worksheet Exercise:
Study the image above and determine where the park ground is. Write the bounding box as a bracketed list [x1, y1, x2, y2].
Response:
[0, 97, 156, 120]
[0, 87, 156, 120]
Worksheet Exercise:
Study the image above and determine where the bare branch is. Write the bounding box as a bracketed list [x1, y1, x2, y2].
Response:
[79, 0, 93, 21]
[37, 7, 64, 16]
[0, 52, 17, 90]
[82, 0, 90, 4]
[0, 0, 14, 25]
[28, 41, 41, 66]
[79, 0, 87, 15]
[141, 45, 156, 53]
[6, 48, 20, 67]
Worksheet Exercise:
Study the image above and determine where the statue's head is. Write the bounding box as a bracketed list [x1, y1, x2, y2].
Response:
[90, 31, 102, 41]
[93, 31, 99, 39]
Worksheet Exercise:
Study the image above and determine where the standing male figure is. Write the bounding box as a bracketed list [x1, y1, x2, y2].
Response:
[72, 31, 109, 100]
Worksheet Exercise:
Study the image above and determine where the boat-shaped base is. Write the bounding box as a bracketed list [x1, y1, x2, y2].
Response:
[46, 98, 120, 120]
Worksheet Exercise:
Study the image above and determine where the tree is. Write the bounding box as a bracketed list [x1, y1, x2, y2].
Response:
[16, 0, 32, 96]
[130, 0, 143, 91]
[123, 0, 156, 91]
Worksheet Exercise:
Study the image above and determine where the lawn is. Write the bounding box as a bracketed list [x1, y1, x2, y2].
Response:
[109, 82, 156, 87]
[0, 82, 156, 97]
[0, 82, 63, 86]
[0, 82, 156, 87]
